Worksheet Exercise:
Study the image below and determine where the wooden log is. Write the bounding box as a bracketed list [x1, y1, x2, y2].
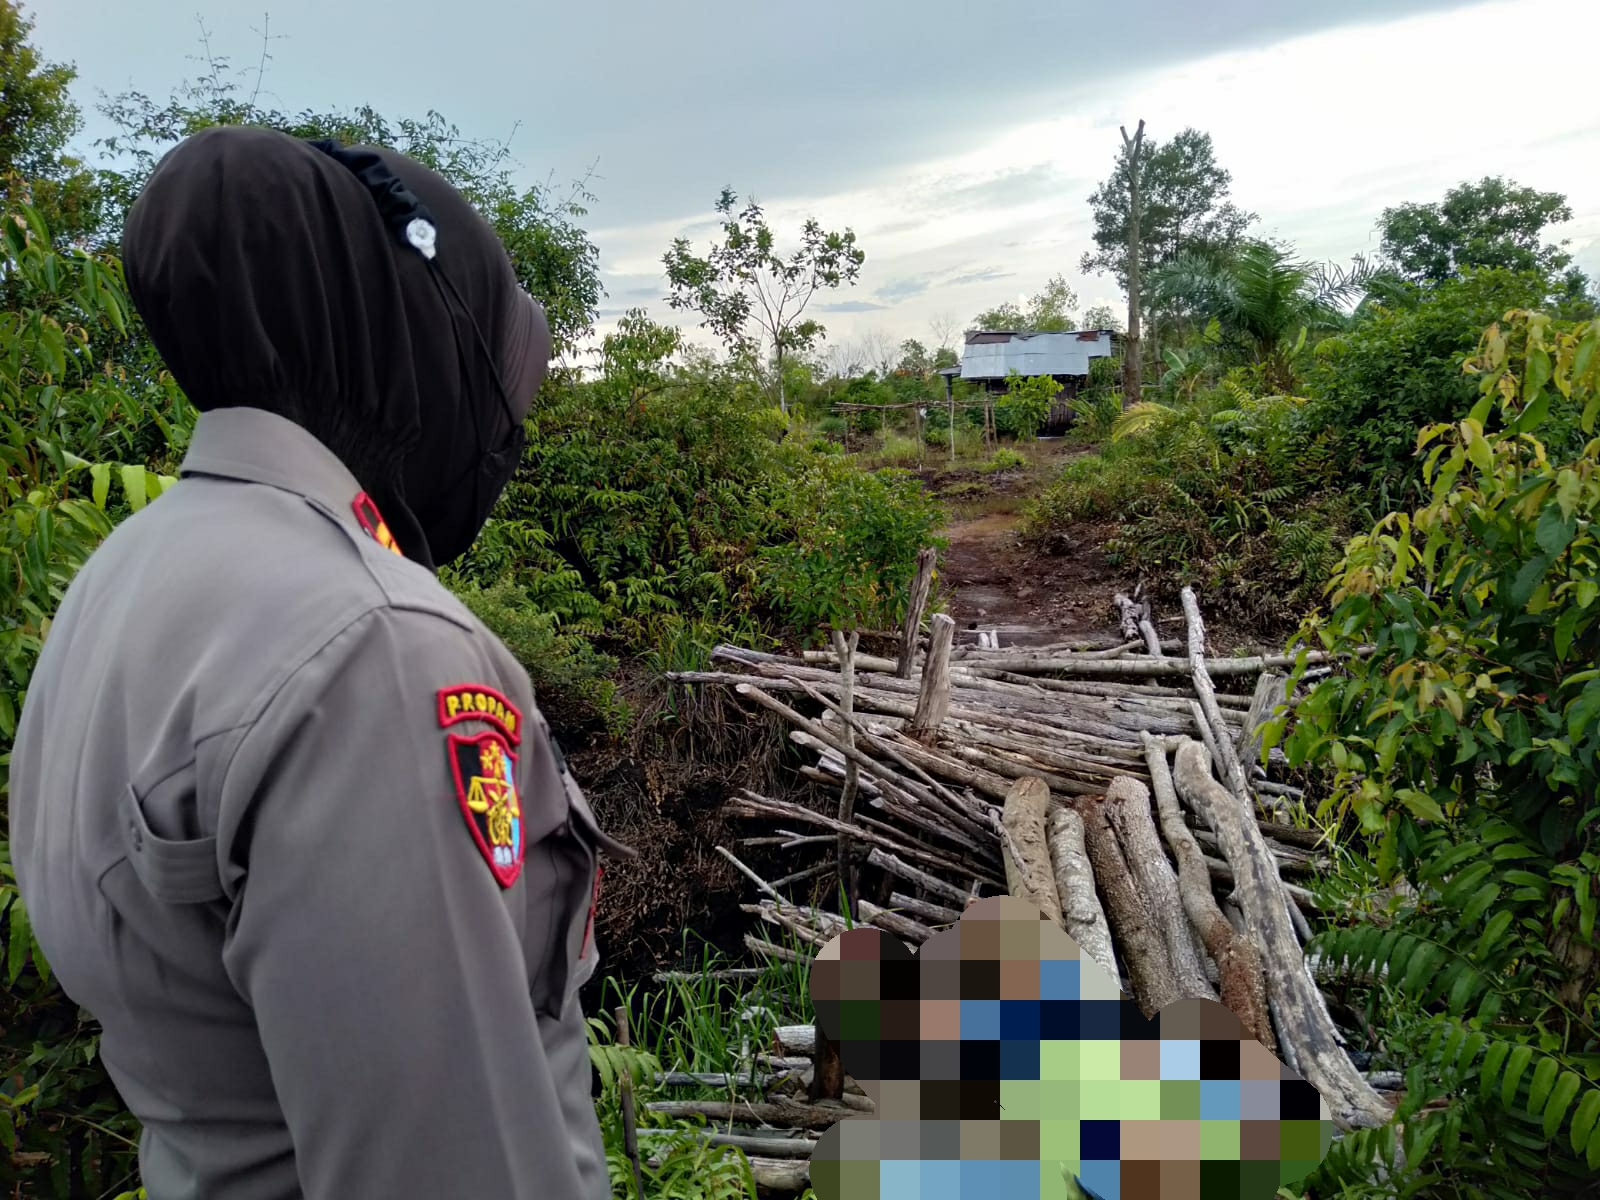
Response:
[865, 847, 976, 909]
[757, 1055, 814, 1072]
[909, 613, 956, 738]
[654, 968, 766, 984]
[746, 935, 810, 965]
[1172, 740, 1388, 1130]
[889, 892, 963, 926]
[1045, 803, 1120, 986]
[1071, 794, 1181, 1017]
[931, 651, 1341, 678]
[1238, 671, 1287, 770]
[1142, 732, 1274, 1051]
[643, 1100, 850, 1130]
[1104, 776, 1216, 1002]
[943, 741, 1122, 800]
[858, 899, 934, 944]
[1200, 857, 1319, 911]
[898, 548, 938, 678]
[1000, 777, 1063, 925]
[775, 1025, 817, 1055]
[832, 629, 862, 919]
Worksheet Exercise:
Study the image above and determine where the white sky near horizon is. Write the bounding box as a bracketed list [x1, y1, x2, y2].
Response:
[34, 0, 1600, 365]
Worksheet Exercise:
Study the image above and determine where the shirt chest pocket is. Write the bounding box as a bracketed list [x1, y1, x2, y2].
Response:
[119, 779, 224, 905]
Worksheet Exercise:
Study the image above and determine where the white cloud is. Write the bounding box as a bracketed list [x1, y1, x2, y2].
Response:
[588, 0, 1600, 349]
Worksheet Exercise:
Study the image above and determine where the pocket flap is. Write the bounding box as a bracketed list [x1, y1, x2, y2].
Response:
[560, 773, 637, 862]
[119, 785, 224, 904]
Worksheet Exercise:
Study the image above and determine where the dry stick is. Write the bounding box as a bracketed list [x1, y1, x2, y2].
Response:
[889, 892, 963, 926]
[716, 845, 785, 903]
[1172, 740, 1388, 1130]
[831, 629, 862, 919]
[1201, 858, 1319, 912]
[999, 777, 1064, 925]
[746, 934, 810, 965]
[1071, 794, 1182, 1016]
[898, 548, 938, 679]
[1239, 671, 1287, 767]
[935, 651, 1346, 678]
[866, 847, 976, 909]
[1104, 776, 1217, 1002]
[728, 789, 990, 884]
[1142, 732, 1274, 1051]
[616, 1006, 647, 1200]
[1045, 803, 1120, 987]
[1181, 590, 1316, 945]
[909, 613, 957, 738]
[858, 899, 935, 944]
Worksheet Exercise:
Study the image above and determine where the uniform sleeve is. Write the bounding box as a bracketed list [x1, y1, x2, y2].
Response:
[217, 605, 600, 1200]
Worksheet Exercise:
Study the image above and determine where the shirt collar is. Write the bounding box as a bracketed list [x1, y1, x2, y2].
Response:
[179, 407, 364, 516]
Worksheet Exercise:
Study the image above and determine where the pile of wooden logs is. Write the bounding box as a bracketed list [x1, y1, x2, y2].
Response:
[669, 577, 1396, 1155]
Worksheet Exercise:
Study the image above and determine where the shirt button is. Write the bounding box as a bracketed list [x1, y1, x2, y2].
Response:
[129, 822, 143, 852]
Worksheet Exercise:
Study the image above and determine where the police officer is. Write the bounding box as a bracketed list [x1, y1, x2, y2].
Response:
[10, 125, 633, 1199]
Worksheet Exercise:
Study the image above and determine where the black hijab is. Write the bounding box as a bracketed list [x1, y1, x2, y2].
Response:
[121, 124, 551, 568]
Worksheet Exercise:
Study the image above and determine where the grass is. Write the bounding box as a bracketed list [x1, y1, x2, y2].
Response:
[588, 928, 821, 1199]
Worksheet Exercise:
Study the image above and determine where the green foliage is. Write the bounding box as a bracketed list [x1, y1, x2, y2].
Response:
[1, 205, 181, 1199]
[1306, 268, 1560, 503]
[1380, 175, 1588, 298]
[973, 273, 1079, 332]
[1027, 383, 1360, 624]
[1148, 239, 1376, 392]
[757, 459, 944, 638]
[982, 447, 1028, 473]
[1002, 369, 1058, 440]
[1278, 311, 1600, 1195]
[1080, 126, 1255, 291]
[663, 187, 864, 414]
[0, 1, 101, 243]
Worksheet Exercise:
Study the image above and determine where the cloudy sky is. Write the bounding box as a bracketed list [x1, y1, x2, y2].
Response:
[36, 0, 1600, 359]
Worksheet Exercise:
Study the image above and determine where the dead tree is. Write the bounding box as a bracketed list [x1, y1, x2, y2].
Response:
[1121, 119, 1146, 411]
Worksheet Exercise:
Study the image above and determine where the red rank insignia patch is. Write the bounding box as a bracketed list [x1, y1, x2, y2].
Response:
[351, 491, 403, 556]
[446, 731, 524, 888]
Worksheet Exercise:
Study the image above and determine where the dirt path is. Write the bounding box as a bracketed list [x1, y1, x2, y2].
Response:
[938, 507, 1129, 648]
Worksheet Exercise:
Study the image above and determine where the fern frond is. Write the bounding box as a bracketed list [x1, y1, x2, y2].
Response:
[1110, 401, 1178, 442]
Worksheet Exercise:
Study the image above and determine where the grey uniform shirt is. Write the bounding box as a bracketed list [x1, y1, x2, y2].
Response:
[10, 407, 630, 1200]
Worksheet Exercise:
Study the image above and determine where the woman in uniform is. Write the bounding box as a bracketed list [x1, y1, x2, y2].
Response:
[10, 124, 631, 1200]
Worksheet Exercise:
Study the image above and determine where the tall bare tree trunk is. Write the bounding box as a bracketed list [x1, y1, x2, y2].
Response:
[1121, 119, 1146, 412]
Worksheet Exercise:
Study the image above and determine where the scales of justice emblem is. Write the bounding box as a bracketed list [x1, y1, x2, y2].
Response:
[448, 731, 524, 887]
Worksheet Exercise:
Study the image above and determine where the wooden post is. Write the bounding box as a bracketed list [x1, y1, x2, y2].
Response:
[616, 1006, 647, 1200]
[897, 548, 937, 678]
[909, 613, 955, 738]
[946, 374, 956, 464]
[999, 777, 1063, 925]
[1121, 119, 1146, 411]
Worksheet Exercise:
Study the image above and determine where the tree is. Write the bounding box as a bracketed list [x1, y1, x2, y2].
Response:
[1121, 121, 1146, 410]
[896, 338, 931, 375]
[1080, 126, 1254, 291]
[1002, 369, 1058, 441]
[663, 187, 864, 417]
[928, 312, 960, 353]
[1148, 240, 1374, 392]
[972, 273, 1079, 332]
[0, 1, 100, 244]
[1081, 303, 1123, 333]
[1379, 176, 1584, 290]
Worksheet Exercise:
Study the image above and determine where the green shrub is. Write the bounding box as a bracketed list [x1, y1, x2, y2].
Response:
[981, 447, 1028, 473]
[1305, 269, 1552, 505]
[1277, 310, 1600, 1194]
[757, 461, 944, 638]
[817, 415, 847, 439]
[0, 206, 176, 1198]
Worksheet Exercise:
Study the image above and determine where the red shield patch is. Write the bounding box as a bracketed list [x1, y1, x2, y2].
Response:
[446, 731, 524, 888]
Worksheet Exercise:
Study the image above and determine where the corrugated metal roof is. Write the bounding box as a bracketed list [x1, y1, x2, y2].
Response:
[959, 329, 1114, 380]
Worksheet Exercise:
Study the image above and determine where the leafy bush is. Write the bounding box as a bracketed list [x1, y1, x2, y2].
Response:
[1025, 385, 1362, 624]
[0, 206, 181, 1198]
[1305, 268, 1553, 505]
[981, 447, 1028, 473]
[1001, 369, 1058, 440]
[757, 459, 945, 637]
[1277, 310, 1600, 1195]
